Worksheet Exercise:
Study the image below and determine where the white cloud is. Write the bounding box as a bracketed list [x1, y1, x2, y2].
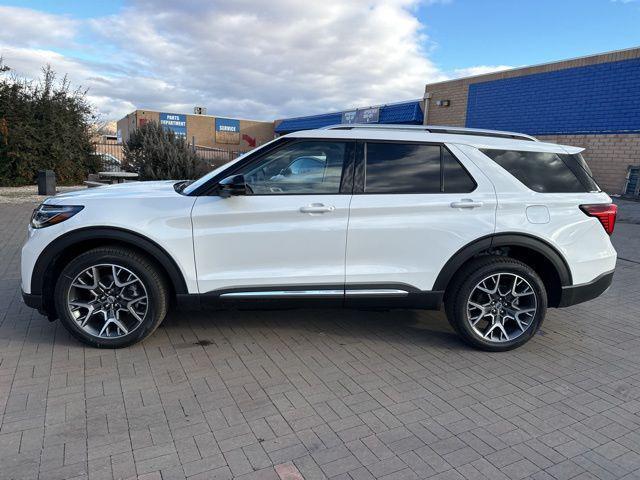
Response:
[0, 1, 459, 121]
[0, 6, 78, 49]
[452, 65, 515, 78]
[89, 0, 448, 120]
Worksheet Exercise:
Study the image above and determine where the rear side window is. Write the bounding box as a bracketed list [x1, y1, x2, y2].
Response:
[364, 142, 476, 194]
[365, 143, 440, 193]
[481, 149, 600, 193]
[443, 148, 476, 193]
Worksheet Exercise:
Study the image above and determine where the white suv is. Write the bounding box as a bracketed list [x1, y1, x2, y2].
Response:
[21, 125, 617, 351]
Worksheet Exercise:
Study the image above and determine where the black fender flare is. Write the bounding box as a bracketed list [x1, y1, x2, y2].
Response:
[31, 227, 189, 296]
[432, 233, 573, 291]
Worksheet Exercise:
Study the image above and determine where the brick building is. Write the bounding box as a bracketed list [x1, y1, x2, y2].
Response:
[424, 47, 640, 194]
[117, 109, 275, 152]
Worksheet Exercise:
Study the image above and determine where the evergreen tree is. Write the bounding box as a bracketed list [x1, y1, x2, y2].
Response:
[0, 60, 98, 186]
[123, 121, 210, 180]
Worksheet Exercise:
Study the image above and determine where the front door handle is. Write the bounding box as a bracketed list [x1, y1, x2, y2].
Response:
[450, 199, 484, 209]
[300, 203, 335, 214]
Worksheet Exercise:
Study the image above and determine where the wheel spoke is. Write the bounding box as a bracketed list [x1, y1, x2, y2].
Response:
[72, 266, 99, 290]
[112, 265, 138, 288]
[476, 274, 499, 295]
[110, 315, 130, 335]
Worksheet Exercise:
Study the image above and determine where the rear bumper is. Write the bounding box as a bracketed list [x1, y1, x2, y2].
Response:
[558, 270, 614, 308]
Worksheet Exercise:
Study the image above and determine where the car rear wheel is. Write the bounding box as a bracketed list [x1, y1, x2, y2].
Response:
[445, 256, 547, 351]
[54, 246, 168, 348]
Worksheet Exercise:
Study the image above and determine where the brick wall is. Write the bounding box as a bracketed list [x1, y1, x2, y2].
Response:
[424, 47, 640, 129]
[466, 57, 640, 134]
[117, 110, 274, 149]
[538, 134, 640, 194]
[424, 48, 640, 194]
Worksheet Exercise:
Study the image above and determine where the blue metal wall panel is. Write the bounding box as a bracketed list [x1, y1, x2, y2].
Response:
[465, 57, 640, 135]
[275, 101, 423, 134]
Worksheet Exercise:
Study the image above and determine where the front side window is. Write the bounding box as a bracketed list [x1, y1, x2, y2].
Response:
[240, 141, 348, 194]
[364, 142, 476, 194]
[481, 149, 600, 193]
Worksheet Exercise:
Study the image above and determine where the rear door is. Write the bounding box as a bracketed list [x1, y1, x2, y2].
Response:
[345, 141, 496, 296]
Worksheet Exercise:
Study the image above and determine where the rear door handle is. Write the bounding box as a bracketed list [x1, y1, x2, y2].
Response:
[300, 203, 335, 214]
[450, 199, 484, 209]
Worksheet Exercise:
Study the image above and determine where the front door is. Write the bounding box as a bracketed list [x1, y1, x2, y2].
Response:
[191, 139, 354, 297]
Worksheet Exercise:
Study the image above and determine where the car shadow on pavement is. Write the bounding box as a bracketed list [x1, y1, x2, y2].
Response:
[158, 306, 465, 351]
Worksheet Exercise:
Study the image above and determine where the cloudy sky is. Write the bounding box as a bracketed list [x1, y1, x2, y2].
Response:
[0, 0, 638, 122]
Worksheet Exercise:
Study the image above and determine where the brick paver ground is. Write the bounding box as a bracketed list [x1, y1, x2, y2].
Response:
[2, 200, 640, 480]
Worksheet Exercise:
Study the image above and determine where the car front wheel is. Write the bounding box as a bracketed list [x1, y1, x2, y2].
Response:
[445, 256, 547, 351]
[54, 246, 168, 348]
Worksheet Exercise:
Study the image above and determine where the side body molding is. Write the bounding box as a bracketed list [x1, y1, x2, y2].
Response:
[31, 227, 189, 296]
[432, 233, 573, 291]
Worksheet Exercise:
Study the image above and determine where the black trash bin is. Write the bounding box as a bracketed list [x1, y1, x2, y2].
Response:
[37, 170, 56, 196]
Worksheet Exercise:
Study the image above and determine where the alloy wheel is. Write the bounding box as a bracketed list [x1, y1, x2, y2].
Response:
[466, 272, 537, 343]
[66, 263, 148, 339]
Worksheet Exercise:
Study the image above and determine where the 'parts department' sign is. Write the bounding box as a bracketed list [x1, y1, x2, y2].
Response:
[159, 113, 187, 138]
[215, 117, 240, 144]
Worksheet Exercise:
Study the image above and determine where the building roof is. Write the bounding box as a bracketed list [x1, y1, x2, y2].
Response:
[275, 100, 423, 134]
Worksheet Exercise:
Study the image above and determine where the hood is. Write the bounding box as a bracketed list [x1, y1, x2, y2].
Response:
[45, 180, 182, 204]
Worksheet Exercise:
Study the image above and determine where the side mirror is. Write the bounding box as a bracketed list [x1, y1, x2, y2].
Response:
[218, 174, 247, 198]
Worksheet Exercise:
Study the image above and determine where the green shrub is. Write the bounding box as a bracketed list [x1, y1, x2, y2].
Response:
[0, 62, 96, 186]
[123, 121, 210, 180]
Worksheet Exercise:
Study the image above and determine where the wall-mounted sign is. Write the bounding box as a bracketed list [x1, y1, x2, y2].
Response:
[215, 117, 240, 144]
[355, 107, 380, 124]
[341, 107, 380, 125]
[342, 110, 357, 124]
[159, 113, 187, 138]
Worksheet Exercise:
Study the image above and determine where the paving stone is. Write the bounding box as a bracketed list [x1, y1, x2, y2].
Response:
[1, 202, 640, 479]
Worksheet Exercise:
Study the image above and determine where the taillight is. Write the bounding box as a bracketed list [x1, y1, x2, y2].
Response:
[580, 203, 617, 235]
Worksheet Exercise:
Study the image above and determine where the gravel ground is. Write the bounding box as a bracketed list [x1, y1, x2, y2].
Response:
[0, 185, 85, 205]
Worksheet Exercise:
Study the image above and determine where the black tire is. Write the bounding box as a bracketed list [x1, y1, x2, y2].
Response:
[444, 256, 547, 351]
[54, 246, 169, 348]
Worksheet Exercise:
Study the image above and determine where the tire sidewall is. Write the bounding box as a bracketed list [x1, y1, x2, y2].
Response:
[54, 249, 165, 348]
[453, 260, 547, 351]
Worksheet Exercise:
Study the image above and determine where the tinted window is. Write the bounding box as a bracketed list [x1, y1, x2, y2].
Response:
[365, 143, 440, 193]
[241, 141, 347, 194]
[443, 148, 476, 193]
[481, 149, 598, 193]
[559, 153, 600, 192]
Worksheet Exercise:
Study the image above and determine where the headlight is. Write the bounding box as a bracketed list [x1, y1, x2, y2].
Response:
[30, 204, 84, 229]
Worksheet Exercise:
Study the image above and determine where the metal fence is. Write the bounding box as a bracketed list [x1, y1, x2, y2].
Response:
[193, 146, 248, 169]
[93, 142, 125, 172]
[92, 142, 247, 173]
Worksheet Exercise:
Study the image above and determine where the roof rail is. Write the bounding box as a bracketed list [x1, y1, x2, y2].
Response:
[322, 124, 538, 142]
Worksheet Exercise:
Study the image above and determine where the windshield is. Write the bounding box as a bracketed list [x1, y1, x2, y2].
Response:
[182, 137, 282, 195]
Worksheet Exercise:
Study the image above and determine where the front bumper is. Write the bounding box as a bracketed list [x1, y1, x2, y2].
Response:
[22, 290, 43, 309]
[558, 270, 614, 308]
